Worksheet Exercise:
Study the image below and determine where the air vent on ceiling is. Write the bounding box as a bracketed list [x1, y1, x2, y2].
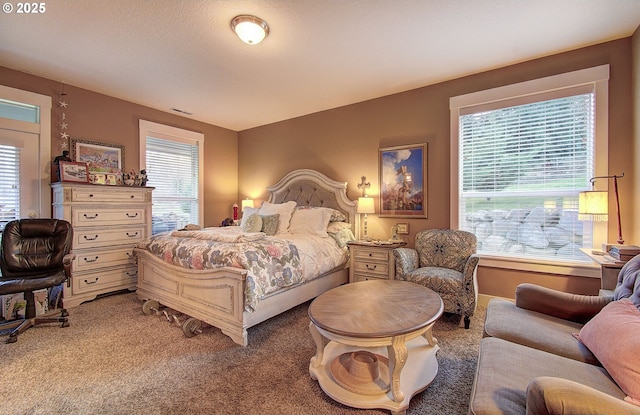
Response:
[171, 107, 193, 116]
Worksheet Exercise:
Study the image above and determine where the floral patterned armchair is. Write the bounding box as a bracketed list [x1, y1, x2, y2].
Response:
[394, 229, 479, 329]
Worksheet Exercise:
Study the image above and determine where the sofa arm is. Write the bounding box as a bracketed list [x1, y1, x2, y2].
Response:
[526, 377, 640, 415]
[393, 247, 419, 280]
[515, 283, 612, 324]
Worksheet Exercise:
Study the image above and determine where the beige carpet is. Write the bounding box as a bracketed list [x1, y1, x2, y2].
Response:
[0, 291, 484, 415]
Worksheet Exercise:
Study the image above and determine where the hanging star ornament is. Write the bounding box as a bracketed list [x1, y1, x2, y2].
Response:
[60, 122, 68, 129]
[60, 132, 69, 140]
[59, 100, 68, 108]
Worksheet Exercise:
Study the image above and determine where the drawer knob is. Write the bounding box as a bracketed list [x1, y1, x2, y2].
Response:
[126, 232, 139, 238]
[84, 278, 99, 285]
[130, 195, 134, 198]
[126, 271, 137, 277]
[83, 235, 99, 241]
[83, 213, 98, 219]
[126, 213, 139, 218]
[368, 253, 373, 257]
[126, 252, 134, 258]
[366, 264, 377, 270]
[83, 256, 99, 263]
[89, 194, 94, 198]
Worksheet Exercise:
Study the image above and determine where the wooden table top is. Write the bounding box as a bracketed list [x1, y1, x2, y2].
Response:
[308, 280, 443, 338]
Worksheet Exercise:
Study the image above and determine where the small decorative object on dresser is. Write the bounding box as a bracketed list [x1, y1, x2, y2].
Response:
[347, 240, 406, 283]
[51, 182, 153, 308]
[59, 161, 90, 183]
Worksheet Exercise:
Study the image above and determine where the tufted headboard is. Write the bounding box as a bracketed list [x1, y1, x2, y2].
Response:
[267, 169, 357, 230]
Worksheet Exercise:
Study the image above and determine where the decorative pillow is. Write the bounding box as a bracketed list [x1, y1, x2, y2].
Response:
[259, 201, 296, 234]
[327, 221, 352, 234]
[576, 298, 640, 405]
[330, 228, 356, 248]
[260, 214, 279, 236]
[289, 208, 332, 237]
[240, 213, 262, 233]
[296, 206, 347, 222]
[240, 207, 260, 228]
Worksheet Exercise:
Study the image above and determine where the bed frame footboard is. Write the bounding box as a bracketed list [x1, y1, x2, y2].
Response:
[135, 247, 250, 346]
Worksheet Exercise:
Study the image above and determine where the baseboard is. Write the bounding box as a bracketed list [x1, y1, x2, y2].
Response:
[478, 293, 513, 308]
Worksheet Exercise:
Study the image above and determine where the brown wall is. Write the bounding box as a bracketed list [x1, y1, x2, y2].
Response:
[0, 66, 239, 227]
[238, 39, 636, 299]
[633, 27, 640, 245]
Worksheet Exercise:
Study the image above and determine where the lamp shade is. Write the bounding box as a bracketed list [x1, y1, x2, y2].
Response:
[357, 196, 375, 214]
[241, 198, 255, 211]
[578, 190, 608, 221]
[231, 15, 269, 45]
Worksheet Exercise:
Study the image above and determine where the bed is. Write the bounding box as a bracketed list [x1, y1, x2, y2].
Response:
[134, 169, 358, 346]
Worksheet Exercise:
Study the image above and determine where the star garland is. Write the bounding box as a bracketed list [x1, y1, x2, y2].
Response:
[57, 84, 69, 152]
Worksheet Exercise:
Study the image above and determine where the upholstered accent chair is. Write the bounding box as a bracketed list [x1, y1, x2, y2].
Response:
[394, 229, 479, 329]
[0, 219, 74, 343]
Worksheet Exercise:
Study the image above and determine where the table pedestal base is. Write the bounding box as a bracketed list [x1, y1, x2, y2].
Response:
[310, 335, 439, 415]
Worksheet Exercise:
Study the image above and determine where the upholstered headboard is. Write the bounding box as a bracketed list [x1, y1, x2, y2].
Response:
[267, 169, 357, 229]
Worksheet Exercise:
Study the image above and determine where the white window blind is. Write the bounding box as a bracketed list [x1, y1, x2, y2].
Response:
[0, 144, 20, 231]
[145, 136, 199, 234]
[458, 92, 595, 262]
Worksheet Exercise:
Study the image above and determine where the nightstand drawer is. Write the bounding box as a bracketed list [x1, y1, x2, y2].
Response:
[353, 248, 389, 262]
[352, 274, 388, 282]
[353, 260, 389, 276]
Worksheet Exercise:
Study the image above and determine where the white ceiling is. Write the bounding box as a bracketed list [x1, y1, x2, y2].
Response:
[1, 0, 639, 131]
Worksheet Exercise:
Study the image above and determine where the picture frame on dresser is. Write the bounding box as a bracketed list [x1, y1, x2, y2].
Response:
[379, 143, 427, 218]
[71, 137, 124, 174]
[59, 161, 90, 183]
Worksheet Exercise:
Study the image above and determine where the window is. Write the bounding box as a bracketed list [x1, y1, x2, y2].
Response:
[450, 66, 609, 270]
[0, 86, 52, 231]
[139, 120, 204, 234]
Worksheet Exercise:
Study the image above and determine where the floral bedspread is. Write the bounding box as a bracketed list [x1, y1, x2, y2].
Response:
[137, 228, 302, 312]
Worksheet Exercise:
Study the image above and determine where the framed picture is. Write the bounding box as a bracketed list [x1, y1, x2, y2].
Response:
[92, 173, 107, 185]
[59, 161, 90, 183]
[106, 174, 118, 185]
[71, 137, 124, 174]
[379, 143, 427, 218]
[396, 222, 409, 234]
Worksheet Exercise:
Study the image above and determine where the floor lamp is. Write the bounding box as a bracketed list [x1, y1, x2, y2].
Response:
[578, 173, 624, 245]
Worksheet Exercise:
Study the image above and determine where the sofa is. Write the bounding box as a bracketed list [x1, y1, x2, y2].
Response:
[468, 254, 640, 415]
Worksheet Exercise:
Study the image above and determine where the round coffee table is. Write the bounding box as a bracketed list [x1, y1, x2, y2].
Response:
[308, 280, 443, 415]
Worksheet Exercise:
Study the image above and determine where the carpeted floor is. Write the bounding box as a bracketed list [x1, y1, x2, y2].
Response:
[0, 291, 484, 415]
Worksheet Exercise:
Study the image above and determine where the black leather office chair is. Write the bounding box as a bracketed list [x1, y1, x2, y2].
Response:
[0, 219, 74, 343]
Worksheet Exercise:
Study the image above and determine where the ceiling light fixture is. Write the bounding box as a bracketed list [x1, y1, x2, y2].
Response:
[231, 15, 269, 45]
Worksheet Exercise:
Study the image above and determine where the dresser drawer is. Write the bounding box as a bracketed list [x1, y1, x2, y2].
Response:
[72, 188, 147, 203]
[72, 246, 136, 272]
[73, 226, 146, 249]
[353, 260, 389, 276]
[73, 267, 137, 294]
[73, 207, 146, 226]
[353, 248, 389, 262]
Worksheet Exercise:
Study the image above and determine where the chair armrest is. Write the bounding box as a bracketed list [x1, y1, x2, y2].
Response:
[63, 252, 75, 287]
[526, 377, 640, 415]
[516, 283, 612, 324]
[393, 247, 419, 280]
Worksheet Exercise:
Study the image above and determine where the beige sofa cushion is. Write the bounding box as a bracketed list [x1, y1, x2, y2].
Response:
[469, 337, 624, 415]
[483, 298, 598, 365]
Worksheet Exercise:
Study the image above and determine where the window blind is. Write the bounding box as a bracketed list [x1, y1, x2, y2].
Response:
[0, 145, 20, 230]
[458, 92, 595, 261]
[145, 136, 199, 234]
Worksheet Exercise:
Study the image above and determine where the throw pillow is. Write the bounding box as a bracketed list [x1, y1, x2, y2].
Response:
[288, 208, 331, 237]
[260, 214, 279, 236]
[259, 201, 296, 234]
[240, 213, 262, 233]
[240, 207, 260, 228]
[576, 298, 640, 405]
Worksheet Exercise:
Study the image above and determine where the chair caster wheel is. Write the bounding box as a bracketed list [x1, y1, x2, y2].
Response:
[60, 309, 69, 317]
[6, 335, 17, 344]
[61, 320, 70, 328]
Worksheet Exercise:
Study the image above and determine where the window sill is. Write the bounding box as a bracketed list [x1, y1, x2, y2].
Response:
[478, 254, 601, 279]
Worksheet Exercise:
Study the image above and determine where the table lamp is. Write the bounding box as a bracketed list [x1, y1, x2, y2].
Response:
[357, 196, 375, 241]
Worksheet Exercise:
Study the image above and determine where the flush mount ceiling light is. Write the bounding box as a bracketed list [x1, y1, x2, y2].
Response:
[231, 15, 269, 45]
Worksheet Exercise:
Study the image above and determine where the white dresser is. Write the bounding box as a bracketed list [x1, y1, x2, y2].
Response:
[51, 182, 153, 308]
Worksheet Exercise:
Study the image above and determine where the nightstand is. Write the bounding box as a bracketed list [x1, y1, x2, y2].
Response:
[347, 241, 407, 283]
